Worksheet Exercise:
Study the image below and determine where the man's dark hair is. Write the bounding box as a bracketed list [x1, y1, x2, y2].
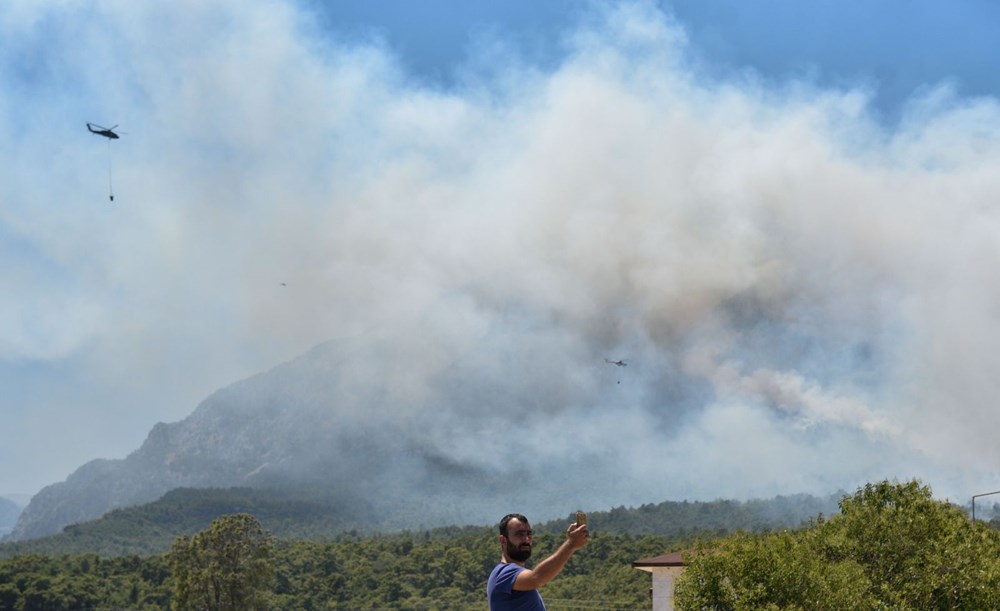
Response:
[498, 513, 529, 537]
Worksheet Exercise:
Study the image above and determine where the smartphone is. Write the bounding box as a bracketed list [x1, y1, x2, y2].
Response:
[576, 511, 587, 526]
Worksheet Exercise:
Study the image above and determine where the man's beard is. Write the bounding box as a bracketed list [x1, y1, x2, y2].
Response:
[506, 540, 531, 562]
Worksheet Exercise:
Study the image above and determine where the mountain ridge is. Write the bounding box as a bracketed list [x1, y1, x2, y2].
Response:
[8, 329, 829, 543]
[0, 484, 842, 558]
[7, 336, 549, 541]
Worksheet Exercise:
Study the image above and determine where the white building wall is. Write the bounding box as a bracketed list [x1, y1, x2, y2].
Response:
[649, 567, 685, 611]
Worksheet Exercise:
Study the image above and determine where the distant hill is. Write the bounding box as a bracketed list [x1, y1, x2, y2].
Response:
[0, 487, 361, 558]
[7, 337, 516, 541]
[5, 333, 846, 544]
[0, 485, 841, 558]
[0, 497, 21, 537]
[5, 332, 717, 542]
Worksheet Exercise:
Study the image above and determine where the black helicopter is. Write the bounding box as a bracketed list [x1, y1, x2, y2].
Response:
[87, 123, 123, 200]
[86, 123, 120, 139]
[604, 359, 627, 367]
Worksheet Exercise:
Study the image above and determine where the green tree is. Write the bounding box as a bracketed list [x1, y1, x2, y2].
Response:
[674, 528, 875, 610]
[674, 479, 1000, 611]
[170, 513, 275, 611]
[824, 479, 1000, 609]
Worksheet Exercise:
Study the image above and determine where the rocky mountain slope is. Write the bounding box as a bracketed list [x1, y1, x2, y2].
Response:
[7, 331, 624, 541]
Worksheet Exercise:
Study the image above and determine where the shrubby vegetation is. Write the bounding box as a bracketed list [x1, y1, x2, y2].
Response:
[0, 525, 678, 609]
[3, 480, 992, 610]
[674, 480, 1000, 610]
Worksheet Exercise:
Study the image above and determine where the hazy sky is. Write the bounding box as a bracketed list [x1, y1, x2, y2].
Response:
[4, 0, 1000, 505]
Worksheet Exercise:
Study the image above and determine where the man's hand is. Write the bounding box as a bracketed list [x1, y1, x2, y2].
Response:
[513, 521, 590, 591]
[566, 521, 590, 550]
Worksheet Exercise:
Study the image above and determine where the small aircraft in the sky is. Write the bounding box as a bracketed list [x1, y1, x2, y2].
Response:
[605, 358, 627, 367]
[87, 123, 123, 200]
[86, 123, 121, 139]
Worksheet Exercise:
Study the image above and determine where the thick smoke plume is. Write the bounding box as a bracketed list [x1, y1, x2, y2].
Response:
[3, 0, 1000, 504]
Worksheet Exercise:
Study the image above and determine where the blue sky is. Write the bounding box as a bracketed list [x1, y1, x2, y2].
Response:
[311, 0, 1000, 118]
[3, 0, 1000, 506]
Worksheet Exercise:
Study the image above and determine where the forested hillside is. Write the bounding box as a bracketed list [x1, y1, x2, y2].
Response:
[0, 486, 840, 558]
[3, 481, 995, 610]
[0, 528, 682, 610]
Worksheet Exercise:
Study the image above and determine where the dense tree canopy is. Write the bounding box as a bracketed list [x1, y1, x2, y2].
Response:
[0, 553, 172, 610]
[170, 513, 275, 611]
[0, 528, 677, 609]
[2, 481, 998, 609]
[674, 480, 1000, 610]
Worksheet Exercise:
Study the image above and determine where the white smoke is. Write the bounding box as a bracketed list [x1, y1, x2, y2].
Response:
[3, 0, 1000, 504]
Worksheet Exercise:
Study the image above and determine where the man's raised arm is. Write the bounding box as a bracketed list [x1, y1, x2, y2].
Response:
[513, 522, 589, 591]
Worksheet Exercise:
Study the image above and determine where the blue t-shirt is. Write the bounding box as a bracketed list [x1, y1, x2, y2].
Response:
[487, 562, 546, 611]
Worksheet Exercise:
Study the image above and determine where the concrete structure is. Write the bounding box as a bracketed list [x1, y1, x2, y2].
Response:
[632, 551, 687, 611]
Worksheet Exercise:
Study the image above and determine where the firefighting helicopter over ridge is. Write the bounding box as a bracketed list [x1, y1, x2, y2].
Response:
[605, 358, 627, 384]
[86, 122, 123, 201]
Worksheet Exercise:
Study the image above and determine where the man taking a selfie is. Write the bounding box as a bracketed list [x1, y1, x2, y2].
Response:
[486, 513, 590, 610]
